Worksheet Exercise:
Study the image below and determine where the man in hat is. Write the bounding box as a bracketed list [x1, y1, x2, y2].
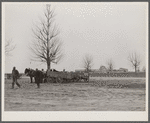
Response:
[12, 67, 20, 88]
[35, 68, 41, 88]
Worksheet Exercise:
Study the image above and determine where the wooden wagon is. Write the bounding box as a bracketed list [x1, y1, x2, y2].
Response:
[47, 71, 73, 83]
[47, 70, 89, 83]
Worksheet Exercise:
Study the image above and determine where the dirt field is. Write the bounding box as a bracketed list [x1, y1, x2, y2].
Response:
[4, 77, 146, 111]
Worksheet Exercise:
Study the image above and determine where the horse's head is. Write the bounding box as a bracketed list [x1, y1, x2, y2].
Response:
[24, 68, 30, 75]
[30, 69, 36, 77]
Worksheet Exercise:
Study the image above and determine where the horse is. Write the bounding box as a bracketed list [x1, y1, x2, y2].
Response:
[24, 68, 36, 83]
[24, 68, 47, 83]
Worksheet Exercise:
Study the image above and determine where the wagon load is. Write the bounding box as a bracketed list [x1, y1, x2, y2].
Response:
[47, 70, 89, 83]
[47, 70, 73, 83]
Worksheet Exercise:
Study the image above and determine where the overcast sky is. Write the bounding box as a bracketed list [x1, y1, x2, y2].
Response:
[3, 2, 148, 73]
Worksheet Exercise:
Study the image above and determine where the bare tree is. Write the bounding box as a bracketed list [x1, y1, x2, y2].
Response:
[82, 54, 93, 82]
[82, 54, 93, 72]
[106, 59, 114, 72]
[31, 4, 63, 70]
[5, 39, 16, 56]
[128, 52, 141, 72]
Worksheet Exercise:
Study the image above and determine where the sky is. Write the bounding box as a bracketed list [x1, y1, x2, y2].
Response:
[3, 2, 148, 73]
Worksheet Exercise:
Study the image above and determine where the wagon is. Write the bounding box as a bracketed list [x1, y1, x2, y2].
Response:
[47, 70, 89, 83]
[47, 71, 74, 83]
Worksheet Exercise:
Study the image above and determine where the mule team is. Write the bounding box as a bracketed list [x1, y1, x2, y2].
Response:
[13, 67, 68, 88]
[12, 67, 47, 89]
[12, 67, 89, 89]
[25, 68, 48, 88]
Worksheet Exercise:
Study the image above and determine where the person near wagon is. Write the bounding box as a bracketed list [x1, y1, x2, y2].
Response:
[41, 69, 47, 83]
[41, 69, 44, 83]
[35, 68, 41, 88]
[12, 67, 20, 89]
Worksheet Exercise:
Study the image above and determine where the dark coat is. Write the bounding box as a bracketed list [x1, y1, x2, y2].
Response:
[12, 69, 19, 78]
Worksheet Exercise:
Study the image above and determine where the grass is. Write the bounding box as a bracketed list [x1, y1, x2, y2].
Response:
[4, 77, 146, 111]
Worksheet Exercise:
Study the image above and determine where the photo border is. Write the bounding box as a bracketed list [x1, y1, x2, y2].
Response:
[1, 0, 149, 122]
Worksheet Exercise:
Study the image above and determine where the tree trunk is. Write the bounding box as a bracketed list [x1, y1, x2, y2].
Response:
[47, 59, 51, 71]
[135, 66, 137, 73]
[88, 70, 90, 83]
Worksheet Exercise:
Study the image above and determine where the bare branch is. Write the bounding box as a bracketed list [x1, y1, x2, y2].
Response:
[128, 52, 141, 72]
[82, 54, 93, 72]
[5, 39, 16, 56]
[31, 4, 63, 70]
[106, 59, 114, 72]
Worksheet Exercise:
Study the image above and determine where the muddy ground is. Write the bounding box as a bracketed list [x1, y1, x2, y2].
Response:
[4, 77, 146, 111]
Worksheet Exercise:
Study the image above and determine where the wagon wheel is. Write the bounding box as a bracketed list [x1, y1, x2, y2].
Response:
[47, 77, 55, 83]
[47, 76, 51, 83]
[72, 78, 75, 82]
[66, 79, 70, 83]
[77, 78, 81, 83]
[52, 77, 57, 83]
[56, 77, 63, 84]
[77, 77, 80, 82]
[43, 78, 47, 83]
[84, 77, 88, 83]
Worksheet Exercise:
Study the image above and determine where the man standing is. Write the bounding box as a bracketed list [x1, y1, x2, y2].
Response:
[12, 67, 20, 88]
[35, 68, 41, 88]
[41, 69, 44, 83]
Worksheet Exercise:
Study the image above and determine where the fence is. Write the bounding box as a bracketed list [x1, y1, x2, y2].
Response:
[90, 72, 146, 77]
[5, 72, 146, 79]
